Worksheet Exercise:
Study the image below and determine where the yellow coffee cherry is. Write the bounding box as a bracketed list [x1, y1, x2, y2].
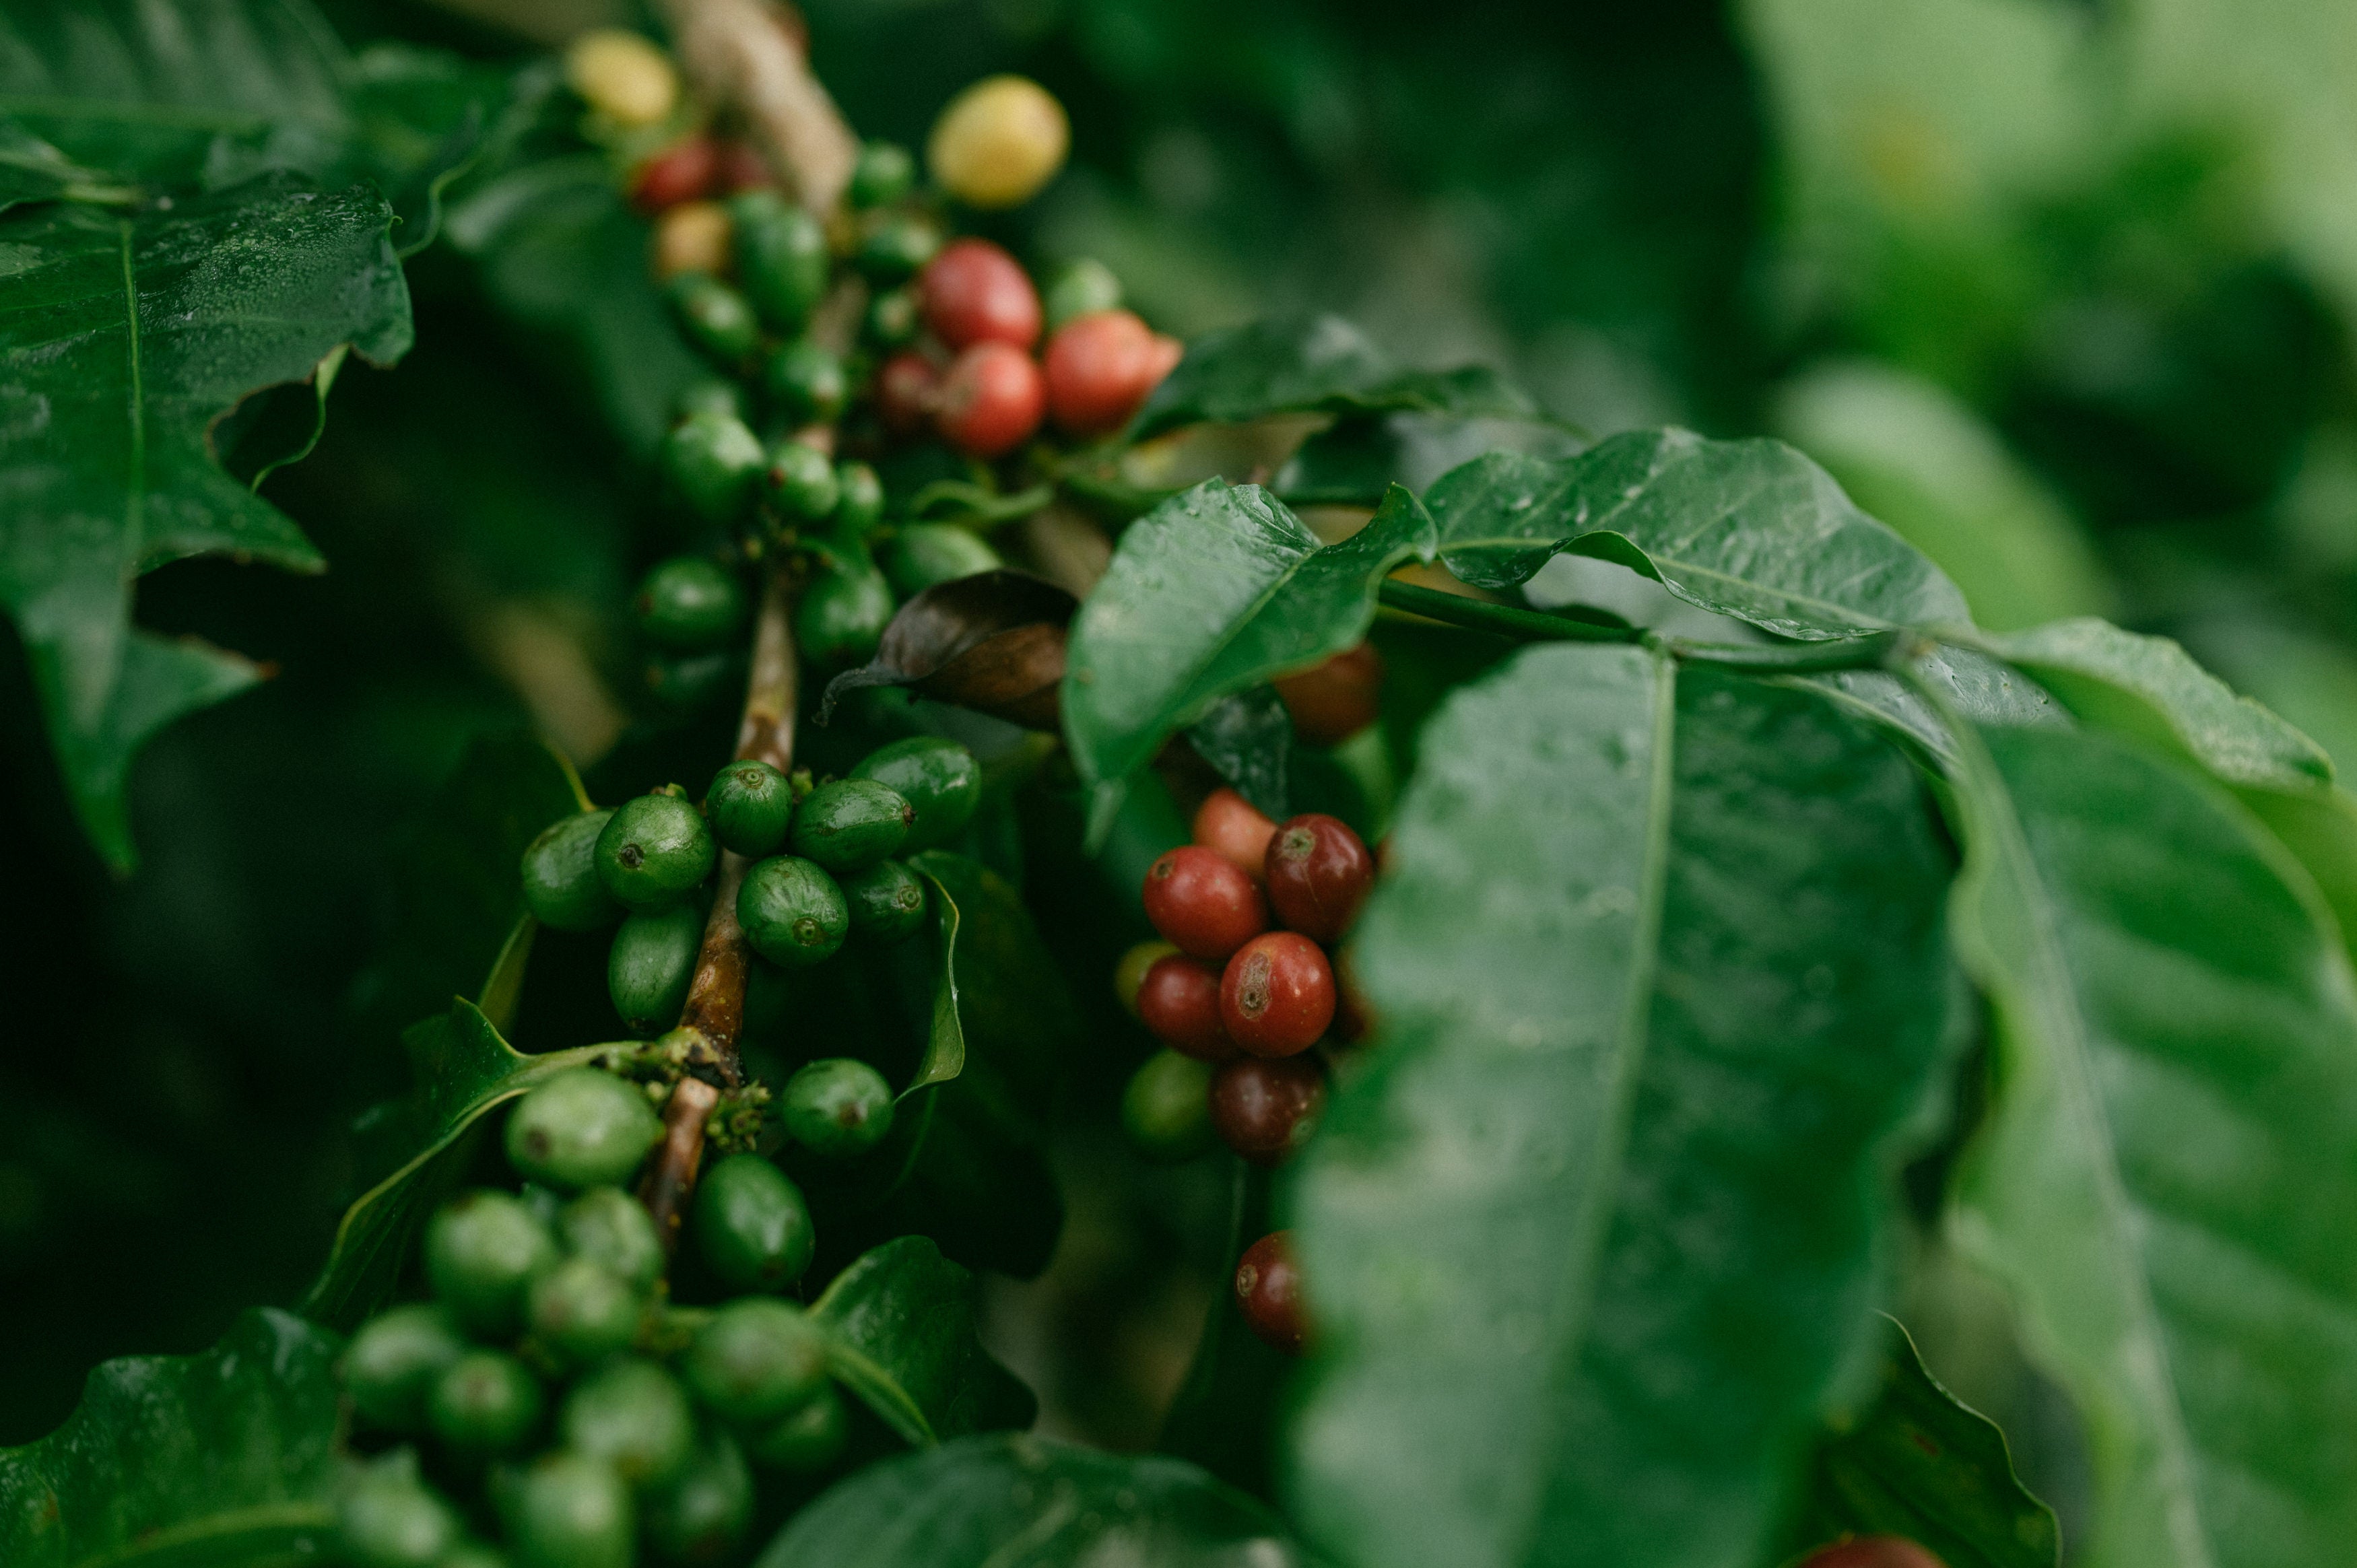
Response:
[652, 201, 731, 281]
[564, 30, 679, 129]
[927, 75, 1069, 209]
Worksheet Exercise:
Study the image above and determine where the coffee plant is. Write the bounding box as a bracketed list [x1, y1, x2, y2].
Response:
[3, 3, 2354, 1567]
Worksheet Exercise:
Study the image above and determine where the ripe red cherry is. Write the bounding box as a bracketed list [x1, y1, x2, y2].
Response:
[1042, 309, 1180, 436]
[1220, 932, 1335, 1056]
[1263, 813, 1375, 943]
[1208, 1055, 1325, 1166]
[1234, 1231, 1306, 1355]
[630, 136, 720, 212]
[1193, 788, 1275, 879]
[1142, 846, 1268, 961]
[919, 238, 1042, 351]
[876, 351, 939, 435]
[1274, 642, 1383, 745]
[1796, 1540, 1948, 1568]
[935, 342, 1045, 458]
[1135, 955, 1236, 1062]
[717, 139, 773, 193]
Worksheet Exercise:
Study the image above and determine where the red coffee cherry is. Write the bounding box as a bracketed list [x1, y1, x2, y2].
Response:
[630, 136, 720, 212]
[1142, 846, 1268, 961]
[935, 342, 1045, 458]
[919, 238, 1042, 351]
[1220, 932, 1335, 1056]
[1234, 1231, 1306, 1355]
[1192, 787, 1275, 879]
[1042, 309, 1178, 436]
[876, 351, 939, 435]
[1136, 955, 1237, 1062]
[1263, 813, 1375, 943]
[1208, 1055, 1325, 1166]
[1273, 642, 1383, 745]
[1797, 1540, 1948, 1568]
[717, 139, 773, 193]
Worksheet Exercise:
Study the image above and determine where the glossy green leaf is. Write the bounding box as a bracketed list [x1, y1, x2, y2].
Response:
[1289, 644, 1957, 1568]
[1793, 645, 2064, 766]
[302, 1000, 606, 1330]
[1187, 685, 1294, 819]
[0, 123, 128, 212]
[0, 1308, 343, 1568]
[754, 1435, 1305, 1567]
[899, 856, 964, 1095]
[1063, 479, 1434, 840]
[811, 1237, 1035, 1445]
[1934, 713, 2357, 1568]
[1426, 431, 1972, 639]
[1786, 1322, 2059, 1568]
[1130, 313, 1535, 440]
[0, 176, 411, 868]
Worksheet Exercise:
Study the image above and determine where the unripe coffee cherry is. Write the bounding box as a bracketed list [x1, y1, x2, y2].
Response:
[1220, 931, 1335, 1056]
[337, 1456, 460, 1568]
[763, 438, 839, 520]
[731, 191, 829, 330]
[1264, 813, 1375, 943]
[1275, 642, 1383, 744]
[834, 462, 887, 536]
[789, 778, 912, 872]
[856, 209, 942, 281]
[1136, 954, 1236, 1062]
[662, 407, 764, 521]
[765, 340, 848, 426]
[597, 791, 717, 912]
[1042, 257, 1122, 332]
[521, 809, 622, 933]
[424, 1190, 559, 1337]
[564, 29, 677, 127]
[683, 1299, 830, 1425]
[748, 1385, 848, 1471]
[1142, 845, 1268, 960]
[652, 200, 731, 280]
[840, 860, 928, 942]
[876, 351, 939, 434]
[795, 566, 896, 669]
[880, 523, 1002, 598]
[1042, 310, 1179, 436]
[707, 759, 794, 857]
[928, 75, 1069, 209]
[935, 342, 1045, 458]
[851, 736, 983, 850]
[783, 1058, 897, 1156]
[429, 1350, 543, 1455]
[560, 1186, 665, 1291]
[1208, 1055, 1325, 1166]
[919, 238, 1043, 351]
[1113, 939, 1180, 1016]
[342, 1304, 467, 1431]
[1234, 1231, 1307, 1354]
[692, 1153, 815, 1291]
[636, 557, 745, 652]
[529, 1256, 642, 1365]
[1193, 788, 1276, 878]
[631, 137, 719, 212]
[674, 378, 743, 425]
[509, 1451, 634, 1568]
[641, 1429, 754, 1564]
[608, 901, 702, 1036]
[737, 855, 849, 967]
[667, 275, 758, 368]
[848, 140, 916, 208]
[1123, 1049, 1216, 1161]
[1797, 1540, 1948, 1568]
[561, 1359, 696, 1487]
[866, 285, 920, 346]
[506, 1068, 665, 1191]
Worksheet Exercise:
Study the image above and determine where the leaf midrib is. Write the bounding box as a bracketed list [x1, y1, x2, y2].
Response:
[68, 1500, 334, 1568]
[1445, 528, 1911, 631]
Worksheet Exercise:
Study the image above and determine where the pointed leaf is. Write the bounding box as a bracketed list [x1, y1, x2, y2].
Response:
[0, 1309, 343, 1568]
[1427, 431, 1972, 639]
[1935, 714, 2357, 1568]
[754, 1435, 1305, 1567]
[1290, 646, 1958, 1568]
[811, 1237, 1034, 1445]
[1187, 685, 1294, 819]
[1131, 314, 1535, 440]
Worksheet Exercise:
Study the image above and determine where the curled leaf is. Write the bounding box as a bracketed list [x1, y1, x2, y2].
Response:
[820, 570, 1077, 730]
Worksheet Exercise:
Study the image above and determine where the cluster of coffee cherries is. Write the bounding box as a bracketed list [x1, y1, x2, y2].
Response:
[332, 1068, 844, 1568]
[1113, 788, 1377, 1356]
[518, 732, 976, 1111]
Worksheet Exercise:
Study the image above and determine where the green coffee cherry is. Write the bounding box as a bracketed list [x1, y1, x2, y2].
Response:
[682, 1298, 829, 1425]
[634, 557, 746, 652]
[559, 1186, 665, 1292]
[425, 1190, 559, 1338]
[673, 378, 743, 425]
[343, 1304, 468, 1432]
[762, 439, 838, 520]
[706, 759, 795, 857]
[690, 1153, 815, 1292]
[520, 810, 622, 933]
[840, 859, 927, 942]
[737, 855, 849, 967]
[795, 565, 896, 669]
[337, 1452, 459, 1568]
[789, 778, 912, 872]
[764, 340, 848, 427]
[879, 523, 1001, 597]
[646, 651, 741, 712]
[508, 1452, 634, 1568]
[506, 1068, 665, 1192]
[848, 141, 916, 208]
[731, 192, 829, 329]
[429, 1350, 543, 1455]
[609, 902, 703, 1036]
[782, 1058, 896, 1157]
[596, 792, 716, 912]
[1121, 1048, 1216, 1161]
[661, 411, 766, 526]
[864, 286, 919, 347]
[642, 1427, 754, 1566]
[849, 737, 982, 852]
[856, 209, 940, 281]
[562, 1358, 696, 1488]
[1044, 257, 1123, 331]
[667, 273, 758, 365]
[833, 463, 885, 536]
[747, 1384, 847, 1472]
[528, 1256, 643, 1365]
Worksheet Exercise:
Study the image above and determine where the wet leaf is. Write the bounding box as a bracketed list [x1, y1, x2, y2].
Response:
[811, 1237, 1035, 1444]
[1187, 685, 1294, 819]
[1131, 314, 1535, 440]
[821, 571, 1077, 730]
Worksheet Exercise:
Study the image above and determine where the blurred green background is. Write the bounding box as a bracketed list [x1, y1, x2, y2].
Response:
[8, 0, 2356, 1493]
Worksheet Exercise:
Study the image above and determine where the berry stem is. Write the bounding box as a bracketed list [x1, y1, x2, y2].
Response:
[653, 0, 858, 211]
[638, 1075, 723, 1255]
